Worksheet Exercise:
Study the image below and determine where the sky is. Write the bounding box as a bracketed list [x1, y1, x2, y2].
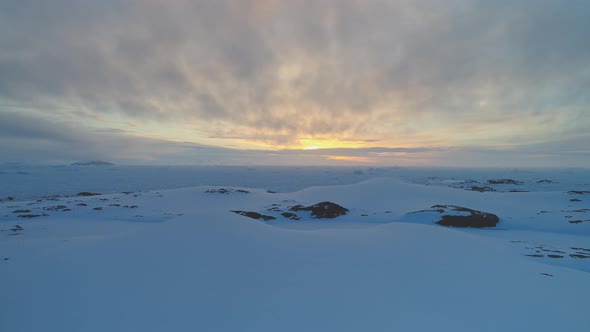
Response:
[1, 0, 589, 167]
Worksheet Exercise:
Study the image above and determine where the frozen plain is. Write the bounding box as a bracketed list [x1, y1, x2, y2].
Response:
[1, 165, 590, 331]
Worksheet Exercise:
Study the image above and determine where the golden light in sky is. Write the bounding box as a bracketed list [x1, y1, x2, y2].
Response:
[326, 156, 376, 163]
[297, 138, 369, 151]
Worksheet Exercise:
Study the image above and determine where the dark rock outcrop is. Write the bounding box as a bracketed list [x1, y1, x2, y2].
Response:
[290, 201, 349, 219]
[43, 205, 68, 211]
[464, 186, 496, 192]
[429, 205, 499, 228]
[77, 192, 101, 197]
[71, 161, 114, 166]
[232, 201, 348, 222]
[536, 179, 553, 183]
[205, 188, 250, 194]
[571, 247, 590, 252]
[231, 210, 276, 221]
[568, 191, 590, 195]
[486, 179, 523, 185]
[570, 253, 590, 259]
[569, 219, 590, 224]
[281, 212, 300, 220]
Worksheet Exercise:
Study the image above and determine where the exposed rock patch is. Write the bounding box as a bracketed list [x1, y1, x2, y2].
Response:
[231, 201, 349, 222]
[290, 201, 349, 219]
[43, 205, 68, 211]
[206, 188, 251, 194]
[231, 210, 276, 221]
[71, 161, 114, 166]
[547, 255, 564, 259]
[568, 219, 590, 224]
[281, 212, 300, 220]
[11, 225, 23, 231]
[17, 214, 43, 219]
[41, 196, 61, 201]
[571, 247, 590, 252]
[516, 242, 590, 264]
[464, 186, 496, 192]
[486, 179, 523, 185]
[409, 205, 499, 228]
[77, 192, 101, 197]
[570, 254, 590, 259]
[437, 214, 499, 228]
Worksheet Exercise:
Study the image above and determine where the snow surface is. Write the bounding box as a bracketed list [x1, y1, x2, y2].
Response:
[1, 166, 590, 331]
[1, 165, 589, 201]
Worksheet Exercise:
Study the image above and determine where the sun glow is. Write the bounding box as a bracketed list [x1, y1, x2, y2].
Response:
[297, 138, 367, 150]
[326, 156, 376, 163]
[304, 146, 320, 150]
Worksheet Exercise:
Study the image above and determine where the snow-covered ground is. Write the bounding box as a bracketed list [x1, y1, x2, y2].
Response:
[1, 166, 590, 331]
[1, 164, 589, 200]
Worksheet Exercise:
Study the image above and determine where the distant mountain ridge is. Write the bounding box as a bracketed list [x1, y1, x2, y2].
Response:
[70, 161, 115, 166]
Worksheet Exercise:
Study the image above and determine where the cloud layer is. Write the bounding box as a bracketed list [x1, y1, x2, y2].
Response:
[1, 0, 589, 165]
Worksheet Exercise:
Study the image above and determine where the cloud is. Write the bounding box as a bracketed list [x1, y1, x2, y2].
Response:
[3, 110, 587, 167]
[1, 1, 589, 165]
[0, 110, 434, 164]
[0, 111, 212, 164]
